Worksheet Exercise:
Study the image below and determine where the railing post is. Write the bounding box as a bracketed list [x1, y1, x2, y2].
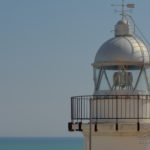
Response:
[77, 98, 78, 123]
[89, 98, 92, 150]
[137, 95, 140, 131]
[116, 95, 118, 131]
[81, 97, 82, 123]
[95, 96, 98, 132]
[71, 97, 73, 122]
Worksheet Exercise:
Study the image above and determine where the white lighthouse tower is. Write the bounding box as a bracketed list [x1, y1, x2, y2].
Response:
[68, 1, 150, 150]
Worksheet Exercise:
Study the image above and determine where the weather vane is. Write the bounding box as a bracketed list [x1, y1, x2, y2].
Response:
[111, 0, 135, 20]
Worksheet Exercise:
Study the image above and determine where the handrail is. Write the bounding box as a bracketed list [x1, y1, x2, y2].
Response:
[70, 95, 150, 123]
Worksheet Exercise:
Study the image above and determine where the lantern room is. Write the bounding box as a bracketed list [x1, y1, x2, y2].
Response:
[93, 19, 150, 95]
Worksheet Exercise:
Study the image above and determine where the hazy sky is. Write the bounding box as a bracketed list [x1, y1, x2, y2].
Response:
[0, 0, 150, 137]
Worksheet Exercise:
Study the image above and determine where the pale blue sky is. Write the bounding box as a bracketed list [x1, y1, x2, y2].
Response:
[0, 0, 150, 137]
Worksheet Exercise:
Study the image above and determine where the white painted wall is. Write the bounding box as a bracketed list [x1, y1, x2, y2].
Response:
[84, 135, 149, 150]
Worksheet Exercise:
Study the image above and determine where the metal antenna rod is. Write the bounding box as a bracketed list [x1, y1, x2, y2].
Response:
[111, 0, 135, 20]
[121, 0, 125, 20]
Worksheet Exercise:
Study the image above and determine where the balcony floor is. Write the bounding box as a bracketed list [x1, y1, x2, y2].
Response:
[71, 122, 150, 136]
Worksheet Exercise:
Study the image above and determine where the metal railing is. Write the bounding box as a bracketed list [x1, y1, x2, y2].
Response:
[71, 95, 150, 123]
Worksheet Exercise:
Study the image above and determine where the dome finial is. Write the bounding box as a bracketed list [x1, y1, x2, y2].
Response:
[111, 0, 135, 20]
[121, 0, 125, 20]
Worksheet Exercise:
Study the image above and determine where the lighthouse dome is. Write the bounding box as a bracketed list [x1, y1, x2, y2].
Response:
[93, 19, 150, 67]
[94, 36, 150, 66]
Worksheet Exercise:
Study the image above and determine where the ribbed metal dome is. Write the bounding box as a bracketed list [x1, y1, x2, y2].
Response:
[94, 36, 150, 66]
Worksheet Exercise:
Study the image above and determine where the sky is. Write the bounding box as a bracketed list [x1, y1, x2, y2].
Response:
[0, 0, 150, 137]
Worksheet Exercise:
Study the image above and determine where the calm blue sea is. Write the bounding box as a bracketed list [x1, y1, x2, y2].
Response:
[0, 137, 84, 150]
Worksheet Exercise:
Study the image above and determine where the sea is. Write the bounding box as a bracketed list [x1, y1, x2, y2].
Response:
[0, 137, 84, 150]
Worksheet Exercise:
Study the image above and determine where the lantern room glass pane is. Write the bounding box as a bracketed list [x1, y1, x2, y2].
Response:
[93, 65, 149, 93]
[135, 67, 150, 93]
[98, 71, 111, 90]
[93, 67, 100, 87]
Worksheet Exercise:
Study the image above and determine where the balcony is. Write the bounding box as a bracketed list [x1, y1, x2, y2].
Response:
[68, 95, 150, 131]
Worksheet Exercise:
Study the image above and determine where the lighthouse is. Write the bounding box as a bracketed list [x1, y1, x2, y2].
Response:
[68, 1, 150, 150]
